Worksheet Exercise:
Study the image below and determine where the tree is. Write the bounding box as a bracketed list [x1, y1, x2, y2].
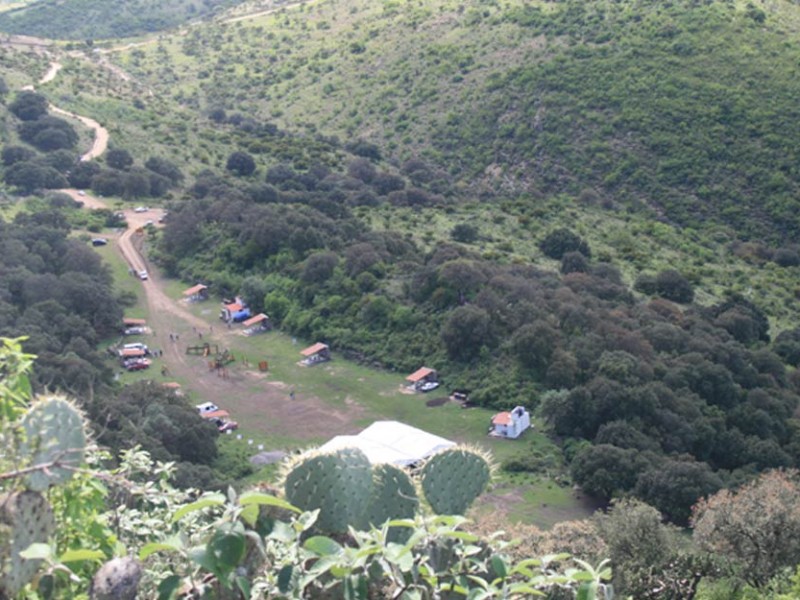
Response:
[561, 251, 589, 274]
[9, 90, 48, 120]
[440, 305, 492, 361]
[4, 161, 66, 192]
[634, 459, 722, 525]
[451, 223, 479, 244]
[570, 444, 650, 499]
[510, 321, 560, 370]
[302, 252, 339, 284]
[106, 148, 134, 170]
[654, 270, 694, 303]
[1, 145, 36, 166]
[692, 470, 800, 588]
[122, 168, 152, 199]
[19, 116, 78, 147]
[226, 150, 256, 176]
[144, 156, 184, 185]
[540, 228, 591, 260]
[68, 160, 102, 189]
[347, 157, 376, 183]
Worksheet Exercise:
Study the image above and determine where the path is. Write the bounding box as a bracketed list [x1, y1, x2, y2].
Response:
[70, 191, 360, 443]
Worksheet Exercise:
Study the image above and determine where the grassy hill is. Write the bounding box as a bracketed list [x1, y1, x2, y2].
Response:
[0, 0, 248, 40]
[108, 0, 800, 243]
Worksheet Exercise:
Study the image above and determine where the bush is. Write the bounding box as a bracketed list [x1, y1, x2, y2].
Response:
[540, 228, 591, 260]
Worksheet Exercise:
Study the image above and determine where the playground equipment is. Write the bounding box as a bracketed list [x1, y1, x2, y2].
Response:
[186, 343, 218, 356]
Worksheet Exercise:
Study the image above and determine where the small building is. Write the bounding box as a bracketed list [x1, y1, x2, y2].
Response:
[242, 313, 271, 335]
[123, 318, 147, 328]
[182, 284, 209, 302]
[405, 367, 439, 392]
[220, 298, 250, 323]
[489, 406, 531, 440]
[319, 421, 455, 467]
[300, 342, 330, 365]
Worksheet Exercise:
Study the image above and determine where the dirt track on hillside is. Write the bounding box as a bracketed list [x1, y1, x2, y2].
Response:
[70, 191, 360, 444]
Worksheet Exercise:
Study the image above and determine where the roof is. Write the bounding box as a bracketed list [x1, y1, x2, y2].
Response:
[406, 367, 436, 383]
[120, 348, 145, 357]
[243, 313, 269, 327]
[161, 382, 181, 389]
[224, 302, 244, 313]
[319, 421, 455, 466]
[492, 412, 512, 426]
[183, 284, 208, 297]
[200, 410, 230, 420]
[123, 318, 146, 326]
[301, 342, 329, 357]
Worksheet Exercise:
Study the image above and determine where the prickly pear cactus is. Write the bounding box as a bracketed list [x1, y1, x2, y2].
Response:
[89, 556, 142, 600]
[283, 448, 373, 533]
[0, 491, 56, 597]
[363, 463, 418, 528]
[19, 396, 86, 491]
[420, 447, 491, 515]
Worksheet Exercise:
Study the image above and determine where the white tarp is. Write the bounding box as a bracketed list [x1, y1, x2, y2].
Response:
[319, 420, 456, 466]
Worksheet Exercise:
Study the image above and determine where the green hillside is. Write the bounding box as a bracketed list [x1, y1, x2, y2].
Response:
[113, 0, 800, 242]
[0, 0, 247, 40]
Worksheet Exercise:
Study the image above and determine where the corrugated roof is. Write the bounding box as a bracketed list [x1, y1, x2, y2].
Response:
[301, 342, 329, 357]
[123, 318, 146, 326]
[183, 284, 208, 296]
[243, 313, 269, 327]
[120, 348, 146, 357]
[224, 302, 244, 312]
[200, 410, 230, 420]
[406, 367, 436, 382]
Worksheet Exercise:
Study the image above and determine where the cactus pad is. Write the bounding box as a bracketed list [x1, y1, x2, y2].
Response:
[283, 448, 373, 533]
[19, 396, 86, 491]
[90, 557, 142, 600]
[420, 447, 491, 515]
[0, 491, 56, 597]
[364, 463, 418, 529]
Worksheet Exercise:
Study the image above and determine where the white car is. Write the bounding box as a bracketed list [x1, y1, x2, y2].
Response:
[419, 381, 440, 393]
[139, 270, 148, 280]
[196, 402, 220, 414]
[134, 206, 148, 213]
[77, 190, 86, 196]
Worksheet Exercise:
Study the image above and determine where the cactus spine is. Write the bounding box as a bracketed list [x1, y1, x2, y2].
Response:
[283, 448, 373, 533]
[0, 491, 56, 597]
[420, 446, 491, 515]
[19, 395, 86, 491]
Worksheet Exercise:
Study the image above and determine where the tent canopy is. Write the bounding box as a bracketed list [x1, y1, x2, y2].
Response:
[301, 342, 329, 357]
[319, 421, 455, 466]
[406, 367, 436, 382]
[183, 284, 208, 297]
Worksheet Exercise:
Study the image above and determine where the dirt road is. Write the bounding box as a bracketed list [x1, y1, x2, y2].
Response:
[49, 106, 108, 161]
[70, 190, 360, 444]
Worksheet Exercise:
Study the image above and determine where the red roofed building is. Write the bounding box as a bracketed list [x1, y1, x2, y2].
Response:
[300, 342, 330, 365]
[182, 284, 208, 301]
[489, 406, 531, 439]
[405, 367, 439, 392]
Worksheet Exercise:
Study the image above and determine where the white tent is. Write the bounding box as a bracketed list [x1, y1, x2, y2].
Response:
[319, 421, 455, 466]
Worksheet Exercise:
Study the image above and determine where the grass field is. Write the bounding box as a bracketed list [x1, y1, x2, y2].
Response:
[88, 225, 591, 527]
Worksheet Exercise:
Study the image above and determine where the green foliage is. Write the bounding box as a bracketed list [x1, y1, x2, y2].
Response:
[0, 0, 248, 40]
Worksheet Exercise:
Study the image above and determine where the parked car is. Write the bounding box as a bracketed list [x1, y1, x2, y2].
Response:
[125, 359, 150, 371]
[124, 327, 145, 335]
[196, 402, 220, 414]
[77, 190, 86, 196]
[91, 238, 108, 246]
[134, 206, 148, 213]
[419, 381, 440, 393]
[139, 270, 148, 280]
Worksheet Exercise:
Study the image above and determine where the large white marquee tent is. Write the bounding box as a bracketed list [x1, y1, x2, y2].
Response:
[319, 421, 455, 466]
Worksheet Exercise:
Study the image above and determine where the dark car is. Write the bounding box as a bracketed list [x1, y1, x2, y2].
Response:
[91, 238, 108, 246]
